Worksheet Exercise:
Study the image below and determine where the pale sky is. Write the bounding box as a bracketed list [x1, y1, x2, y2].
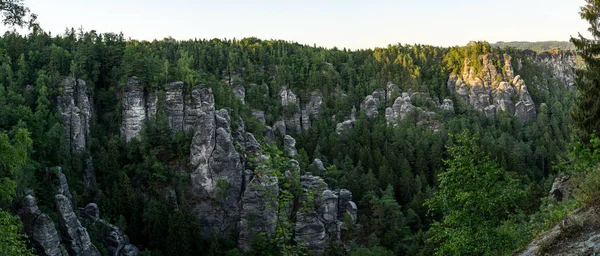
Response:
[0, 0, 591, 49]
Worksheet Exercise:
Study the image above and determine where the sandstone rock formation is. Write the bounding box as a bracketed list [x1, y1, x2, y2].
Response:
[284, 135, 297, 158]
[80, 203, 139, 256]
[448, 54, 537, 121]
[120, 77, 147, 142]
[58, 77, 92, 154]
[56, 194, 100, 256]
[295, 173, 357, 255]
[385, 93, 417, 126]
[19, 195, 65, 256]
[189, 106, 244, 237]
[238, 172, 279, 251]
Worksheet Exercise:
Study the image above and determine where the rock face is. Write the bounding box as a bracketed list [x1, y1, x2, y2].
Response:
[80, 203, 139, 256]
[56, 194, 100, 256]
[165, 82, 185, 132]
[122, 78, 215, 141]
[58, 77, 92, 154]
[19, 195, 65, 256]
[295, 173, 357, 255]
[189, 105, 244, 237]
[120, 77, 147, 142]
[549, 175, 571, 202]
[307, 91, 323, 118]
[440, 99, 454, 113]
[238, 172, 279, 252]
[386, 93, 417, 126]
[360, 94, 380, 118]
[448, 54, 537, 121]
[284, 135, 297, 158]
[516, 206, 600, 256]
[532, 50, 577, 87]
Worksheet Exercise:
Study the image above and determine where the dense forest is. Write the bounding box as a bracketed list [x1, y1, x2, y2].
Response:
[492, 41, 576, 51]
[1, 1, 600, 256]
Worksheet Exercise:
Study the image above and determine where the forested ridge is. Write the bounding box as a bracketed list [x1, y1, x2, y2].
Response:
[1, 1, 600, 256]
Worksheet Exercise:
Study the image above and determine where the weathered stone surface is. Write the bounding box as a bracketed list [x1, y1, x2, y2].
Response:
[440, 99, 454, 113]
[279, 88, 302, 134]
[360, 95, 380, 118]
[307, 91, 323, 118]
[337, 189, 357, 223]
[533, 50, 577, 87]
[516, 206, 600, 256]
[19, 195, 64, 256]
[58, 77, 92, 153]
[335, 120, 354, 135]
[284, 135, 297, 158]
[386, 94, 417, 126]
[238, 172, 279, 252]
[165, 82, 185, 132]
[301, 109, 311, 131]
[263, 126, 275, 143]
[57, 167, 73, 202]
[120, 77, 146, 142]
[448, 54, 537, 121]
[189, 107, 244, 237]
[549, 174, 571, 202]
[184, 85, 214, 132]
[310, 158, 326, 175]
[295, 173, 357, 255]
[56, 194, 100, 256]
[273, 120, 287, 136]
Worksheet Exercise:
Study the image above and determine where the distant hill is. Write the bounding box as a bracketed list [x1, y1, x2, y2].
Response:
[492, 41, 575, 51]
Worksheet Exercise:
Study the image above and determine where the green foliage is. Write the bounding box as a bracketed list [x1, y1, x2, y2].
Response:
[571, 0, 600, 136]
[0, 210, 34, 256]
[425, 131, 526, 255]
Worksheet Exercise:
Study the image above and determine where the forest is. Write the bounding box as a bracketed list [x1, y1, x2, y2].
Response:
[1, 1, 600, 256]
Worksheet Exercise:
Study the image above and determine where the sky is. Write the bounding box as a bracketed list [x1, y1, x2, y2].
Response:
[0, 0, 591, 50]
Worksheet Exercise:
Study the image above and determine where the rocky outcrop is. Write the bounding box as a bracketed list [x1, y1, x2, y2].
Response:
[80, 203, 139, 256]
[279, 88, 302, 134]
[516, 207, 600, 256]
[56, 194, 100, 256]
[386, 93, 417, 126]
[448, 54, 537, 121]
[122, 78, 215, 141]
[58, 77, 92, 154]
[335, 107, 357, 135]
[120, 77, 147, 142]
[360, 94, 380, 118]
[440, 99, 454, 113]
[19, 195, 65, 256]
[549, 175, 572, 202]
[531, 50, 577, 87]
[283, 135, 297, 158]
[238, 172, 279, 251]
[184, 85, 214, 132]
[307, 91, 323, 119]
[295, 173, 357, 255]
[165, 82, 185, 132]
[189, 106, 244, 237]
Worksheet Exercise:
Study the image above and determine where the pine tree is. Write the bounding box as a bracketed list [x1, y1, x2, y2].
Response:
[571, 0, 600, 135]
